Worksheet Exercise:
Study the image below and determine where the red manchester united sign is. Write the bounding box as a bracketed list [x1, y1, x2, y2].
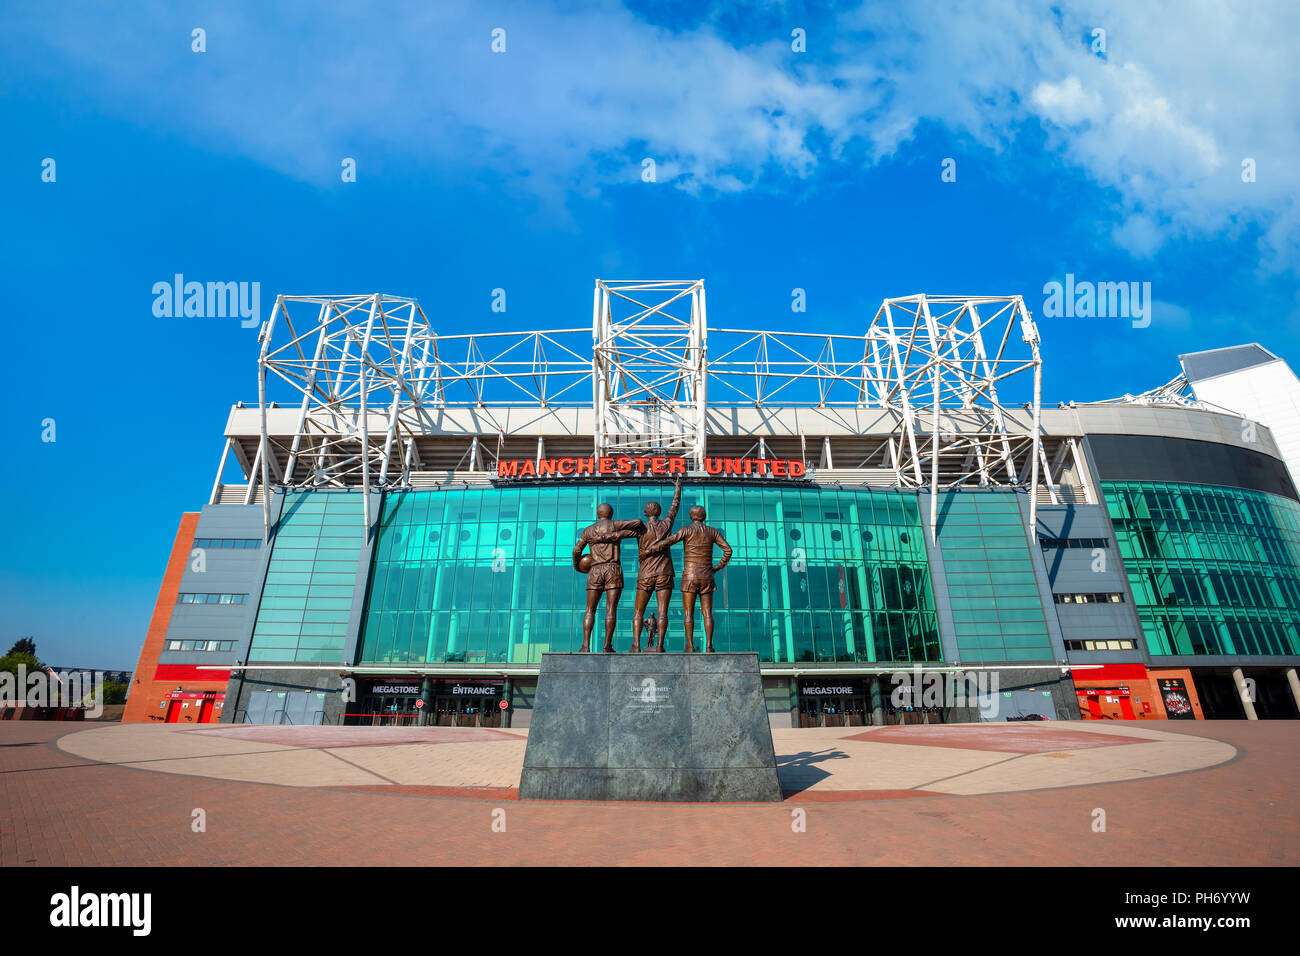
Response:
[496, 455, 807, 479]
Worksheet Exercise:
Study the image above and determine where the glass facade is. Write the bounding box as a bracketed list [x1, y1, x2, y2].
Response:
[934, 491, 1055, 663]
[247, 492, 366, 663]
[1103, 481, 1300, 656]
[357, 484, 941, 665]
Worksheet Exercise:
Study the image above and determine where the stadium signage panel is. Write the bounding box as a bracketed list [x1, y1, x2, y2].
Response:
[799, 682, 862, 696]
[496, 455, 807, 479]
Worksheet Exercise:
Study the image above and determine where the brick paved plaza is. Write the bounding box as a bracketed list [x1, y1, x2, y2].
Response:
[1, 720, 1295, 866]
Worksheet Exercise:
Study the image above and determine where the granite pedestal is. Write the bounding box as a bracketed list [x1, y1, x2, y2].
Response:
[518, 652, 782, 802]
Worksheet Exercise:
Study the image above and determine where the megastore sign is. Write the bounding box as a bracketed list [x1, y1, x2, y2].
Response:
[496, 455, 808, 479]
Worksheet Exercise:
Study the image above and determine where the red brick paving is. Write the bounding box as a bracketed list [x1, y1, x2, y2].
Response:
[849, 724, 1154, 752]
[778, 789, 947, 802]
[336, 785, 520, 799]
[2, 721, 1295, 866]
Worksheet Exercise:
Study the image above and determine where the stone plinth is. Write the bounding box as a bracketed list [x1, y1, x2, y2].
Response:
[518, 652, 782, 802]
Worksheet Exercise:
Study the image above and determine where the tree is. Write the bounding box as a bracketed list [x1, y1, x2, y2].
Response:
[0, 651, 41, 676]
[100, 680, 128, 706]
[6, 638, 36, 658]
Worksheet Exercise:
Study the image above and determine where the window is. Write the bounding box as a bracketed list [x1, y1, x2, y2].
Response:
[349, 485, 941, 666]
[164, 639, 236, 653]
[1055, 592, 1125, 605]
[1065, 639, 1136, 651]
[177, 592, 249, 605]
[1103, 480, 1300, 656]
[193, 538, 262, 549]
[1039, 537, 1109, 549]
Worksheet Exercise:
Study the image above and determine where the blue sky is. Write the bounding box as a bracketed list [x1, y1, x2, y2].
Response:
[2, 0, 1297, 668]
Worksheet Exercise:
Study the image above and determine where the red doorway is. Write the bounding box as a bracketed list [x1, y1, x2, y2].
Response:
[1078, 686, 1135, 720]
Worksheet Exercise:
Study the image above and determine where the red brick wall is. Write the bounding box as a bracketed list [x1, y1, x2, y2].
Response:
[122, 514, 211, 723]
[1145, 666, 1205, 720]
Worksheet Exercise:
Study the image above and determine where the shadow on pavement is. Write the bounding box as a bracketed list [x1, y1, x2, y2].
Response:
[776, 748, 851, 794]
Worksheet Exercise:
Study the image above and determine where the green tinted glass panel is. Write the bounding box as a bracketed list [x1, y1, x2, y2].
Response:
[1103, 481, 1300, 656]
[246, 491, 365, 663]
[357, 484, 941, 665]
[933, 492, 1054, 663]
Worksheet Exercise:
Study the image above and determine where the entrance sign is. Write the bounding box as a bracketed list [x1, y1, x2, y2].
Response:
[496, 455, 806, 479]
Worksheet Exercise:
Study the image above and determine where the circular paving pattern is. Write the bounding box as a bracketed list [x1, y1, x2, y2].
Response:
[55, 721, 1237, 800]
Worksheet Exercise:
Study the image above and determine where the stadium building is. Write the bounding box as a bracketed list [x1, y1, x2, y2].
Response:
[123, 281, 1300, 727]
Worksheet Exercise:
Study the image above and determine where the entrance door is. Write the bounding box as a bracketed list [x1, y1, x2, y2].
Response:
[198, 698, 215, 723]
[459, 697, 482, 727]
[799, 697, 820, 728]
[1079, 689, 1125, 720]
[164, 700, 182, 723]
[435, 696, 455, 726]
[825, 699, 842, 726]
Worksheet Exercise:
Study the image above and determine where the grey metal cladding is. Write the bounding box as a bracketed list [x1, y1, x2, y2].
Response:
[160, 504, 266, 661]
[1034, 504, 1146, 647]
[1086, 434, 1298, 500]
[1179, 344, 1277, 383]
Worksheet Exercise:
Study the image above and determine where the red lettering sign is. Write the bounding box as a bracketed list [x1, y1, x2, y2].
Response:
[493, 457, 811, 480]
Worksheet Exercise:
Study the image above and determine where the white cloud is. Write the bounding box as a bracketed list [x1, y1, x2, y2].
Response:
[1032, 76, 1105, 125]
[5, 0, 1298, 268]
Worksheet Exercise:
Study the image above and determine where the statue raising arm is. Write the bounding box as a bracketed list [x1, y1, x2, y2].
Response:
[664, 476, 683, 530]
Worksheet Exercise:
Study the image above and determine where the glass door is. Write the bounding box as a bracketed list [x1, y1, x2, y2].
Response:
[799, 697, 820, 728]
[435, 696, 454, 726]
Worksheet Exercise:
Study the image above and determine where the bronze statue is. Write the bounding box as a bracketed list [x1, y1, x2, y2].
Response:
[645, 503, 733, 652]
[631, 476, 683, 652]
[638, 611, 659, 653]
[572, 505, 644, 652]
